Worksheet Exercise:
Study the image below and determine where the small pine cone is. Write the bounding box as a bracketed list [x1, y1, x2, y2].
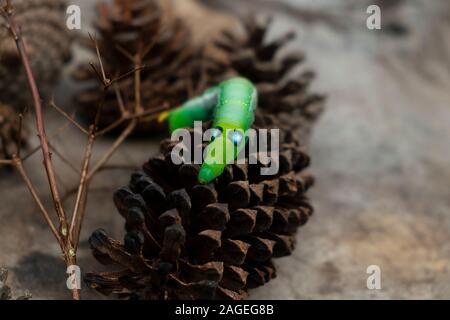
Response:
[86, 123, 314, 300]
[0, 0, 72, 110]
[0, 268, 31, 300]
[73, 0, 214, 133]
[213, 16, 326, 142]
[0, 104, 28, 162]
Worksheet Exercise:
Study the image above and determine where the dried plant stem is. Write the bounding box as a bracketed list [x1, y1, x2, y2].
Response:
[81, 48, 147, 185]
[1, 1, 167, 300]
[49, 143, 82, 175]
[91, 121, 137, 179]
[19, 121, 72, 164]
[1, 0, 80, 299]
[11, 156, 62, 244]
[134, 52, 144, 113]
[3, 3, 68, 231]
[15, 155, 80, 301]
[97, 164, 139, 171]
[69, 128, 95, 249]
[50, 101, 89, 135]
[96, 103, 168, 136]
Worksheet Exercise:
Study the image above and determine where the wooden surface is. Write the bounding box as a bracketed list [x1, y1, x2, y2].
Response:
[1, 0, 450, 299]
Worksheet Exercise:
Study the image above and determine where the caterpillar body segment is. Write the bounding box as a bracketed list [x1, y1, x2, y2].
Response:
[164, 86, 220, 133]
[213, 77, 257, 132]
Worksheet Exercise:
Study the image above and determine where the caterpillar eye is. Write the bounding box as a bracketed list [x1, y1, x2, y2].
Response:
[209, 127, 222, 142]
[228, 130, 244, 146]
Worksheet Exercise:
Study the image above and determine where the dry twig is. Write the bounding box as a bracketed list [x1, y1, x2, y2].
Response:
[0, 0, 169, 300]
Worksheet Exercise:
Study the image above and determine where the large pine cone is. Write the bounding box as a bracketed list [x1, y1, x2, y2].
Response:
[0, 104, 27, 162]
[0, 0, 72, 109]
[85, 119, 314, 300]
[73, 0, 213, 133]
[213, 16, 325, 142]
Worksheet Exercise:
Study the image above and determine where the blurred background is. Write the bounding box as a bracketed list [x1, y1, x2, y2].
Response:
[1, 0, 450, 299]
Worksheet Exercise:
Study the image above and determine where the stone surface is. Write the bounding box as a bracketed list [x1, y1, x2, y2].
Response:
[1, 0, 450, 299]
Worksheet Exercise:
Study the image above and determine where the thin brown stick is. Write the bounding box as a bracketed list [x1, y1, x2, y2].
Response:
[16, 113, 24, 156]
[111, 65, 148, 85]
[12, 156, 62, 244]
[89, 119, 137, 180]
[88, 48, 143, 177]
[89, 62, 105, 85]
[49, 143, 82, 175]
[2, 7, 68, 232]
[0, 159, 13, 165]
[95, 117, 126, 137]
[61, 162, 140, 202]
[115, 44, 134, 62]
[21, 120, 73, 161]
[114, 82, 128, 116]
[97, 164, 139, 171]
[1, 0, 173, 301]
[134, 49, 144, 114]
[96, 103, 169, 137]
[49, 100, 88, 135]
[89, 33, 109, 85]
[69, 128, 95, 247]
[91, 44, 109, 131]
[1, 2, 80, 300]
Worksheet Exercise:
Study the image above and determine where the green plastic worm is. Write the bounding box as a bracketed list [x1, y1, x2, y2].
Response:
[159, 77, 257, 184]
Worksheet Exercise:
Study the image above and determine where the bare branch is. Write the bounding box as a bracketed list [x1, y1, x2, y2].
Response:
[12, 156, 62, 245]
[133, 48, 144, 114]
[49, 143, 82, 175]
[69, 128, 96, 247]
[115, 44, 134, 62]
[21, 120, 73, 161]
[111, 65, 148, 85]
[90, 120, 137, 180]
[1, 2, 81, 299]
[89, 62, 105, 84]
[49, 100, 89, 135]
[95, 117, 126, 137]
[97, 164, 139, 172]
[1, 1, 173, 301]
[89, 33, 109, 85]
[114, 81, 128, 116]
[0, 159, 14, 165]
[16, 113, 24, 156]
[2, 6, 68, 232]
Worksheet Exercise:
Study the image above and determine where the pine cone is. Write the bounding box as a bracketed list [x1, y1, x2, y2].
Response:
[213, 16, 326, 142]
[0, 104, 28, 162]
[73, 0, 213, 133]
[0, 0, 72, 110]
[85, 120, 314, 300]
[0, 268, 31, 300]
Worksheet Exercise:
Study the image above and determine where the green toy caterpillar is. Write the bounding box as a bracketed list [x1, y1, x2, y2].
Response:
[159, 77, 257, 184]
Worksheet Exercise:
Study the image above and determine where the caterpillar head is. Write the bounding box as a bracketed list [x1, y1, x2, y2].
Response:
[198, 128, 246, 184]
